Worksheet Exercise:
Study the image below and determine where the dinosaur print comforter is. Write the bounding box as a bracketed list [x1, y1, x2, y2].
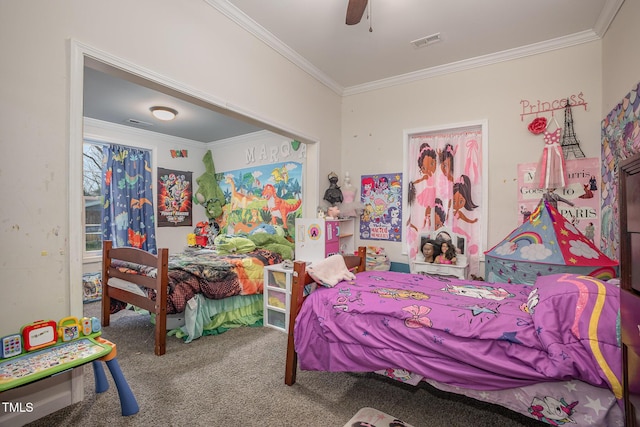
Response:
[295, 271, 622, 424]
[110, 248, 282, 314]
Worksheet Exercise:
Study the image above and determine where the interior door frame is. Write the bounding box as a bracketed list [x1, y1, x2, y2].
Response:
[68, 39, 320, 322]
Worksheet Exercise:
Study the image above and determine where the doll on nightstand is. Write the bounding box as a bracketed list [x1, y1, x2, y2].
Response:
[416, 239, 441, 263]
[435, 241, 457, 265]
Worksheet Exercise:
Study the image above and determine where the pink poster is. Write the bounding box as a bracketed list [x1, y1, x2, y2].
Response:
[517, 158, 600, 246]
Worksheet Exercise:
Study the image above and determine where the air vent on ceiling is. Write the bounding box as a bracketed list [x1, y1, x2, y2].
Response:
[126, 118, 154, 127]
[410, 33, 441, 49]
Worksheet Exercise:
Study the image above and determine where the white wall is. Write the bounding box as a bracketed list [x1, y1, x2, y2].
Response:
[342, 42, 603, 265]
[211, 131, 308, 172]
[602, 0, 640, 114]
[0, 0, 340, 421]
[0, 0, 340, 331]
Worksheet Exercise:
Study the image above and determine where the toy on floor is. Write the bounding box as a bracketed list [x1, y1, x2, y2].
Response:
[0, 336, 112, 391]
[0, 318, 138, 417]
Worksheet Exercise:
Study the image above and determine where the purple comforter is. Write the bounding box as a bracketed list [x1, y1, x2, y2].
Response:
[294, 271, 622, 396]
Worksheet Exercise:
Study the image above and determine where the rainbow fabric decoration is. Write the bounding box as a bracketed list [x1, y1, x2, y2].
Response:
[485, 200, 618, 284]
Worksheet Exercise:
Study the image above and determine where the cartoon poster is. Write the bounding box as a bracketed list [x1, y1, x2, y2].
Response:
[157, 168, 192, 226]
[359, 173, 403, 241]
[517, 158, 600, 246]
[218, 162, 302, 239]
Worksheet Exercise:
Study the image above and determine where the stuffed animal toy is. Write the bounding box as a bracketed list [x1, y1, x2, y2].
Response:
[194, 150, 226, 220]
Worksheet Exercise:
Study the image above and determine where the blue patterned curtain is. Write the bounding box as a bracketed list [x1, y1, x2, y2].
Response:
[101, 144, 157, 253]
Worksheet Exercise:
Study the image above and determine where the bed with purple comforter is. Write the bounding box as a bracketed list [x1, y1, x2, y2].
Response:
[294, 270, 623, 425]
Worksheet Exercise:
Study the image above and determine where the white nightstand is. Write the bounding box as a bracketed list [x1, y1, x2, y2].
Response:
[263, 263, 293, 333]
[412, 261, 469, 280]
[409, 226, 470, 280]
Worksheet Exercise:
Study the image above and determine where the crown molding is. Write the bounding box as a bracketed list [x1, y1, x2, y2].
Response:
[205, 0, 618, 97]
[204, 0, 344, 95]
[343, 30, 601, 96]
[593, 0, 624, 37]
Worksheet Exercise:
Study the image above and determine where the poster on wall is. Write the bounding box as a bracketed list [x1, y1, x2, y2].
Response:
[359, 173, 403, 241]
[157, 168, 192, 227]
[601, 80, 640, 260]
[517, 158, 600, 246]
[218, 161, 303, 239]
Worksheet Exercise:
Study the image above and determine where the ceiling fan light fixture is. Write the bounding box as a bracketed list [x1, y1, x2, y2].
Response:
[410, 33, 442, 49]
[150, 106, 178, 121]
[346, 0, 368, 25]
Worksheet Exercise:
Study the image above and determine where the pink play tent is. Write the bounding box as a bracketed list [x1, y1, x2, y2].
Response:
[484, 199, 618, 284]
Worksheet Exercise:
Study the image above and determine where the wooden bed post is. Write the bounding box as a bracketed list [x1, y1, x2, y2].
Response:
[101, 240, 113, 328]
[154, 248, 169, 356]
[284, 260, 307, 385]
[284, 247, 367, 386]
[101, 241, 170, 356]
[355, 246, 366, 272]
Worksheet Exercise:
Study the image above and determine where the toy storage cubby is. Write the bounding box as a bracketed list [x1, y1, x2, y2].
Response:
[295, 218, 355, 262]
[263, 264, 293, 333]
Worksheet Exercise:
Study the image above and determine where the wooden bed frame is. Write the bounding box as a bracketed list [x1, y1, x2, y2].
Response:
[282, 246, 624, 425]
[285, 246, 367, 385]
[101, 240, 169, 356]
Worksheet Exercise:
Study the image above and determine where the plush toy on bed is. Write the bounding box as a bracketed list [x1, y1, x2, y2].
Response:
[194, 150, 226, 220]
[214, 235, 256, 255]
[247, 232, 295, 260]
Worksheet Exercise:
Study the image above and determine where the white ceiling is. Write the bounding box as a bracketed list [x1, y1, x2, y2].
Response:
[83, 0, 623, 142]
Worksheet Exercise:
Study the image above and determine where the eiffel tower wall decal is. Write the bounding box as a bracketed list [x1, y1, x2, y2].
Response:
[561, 99, 586, 159]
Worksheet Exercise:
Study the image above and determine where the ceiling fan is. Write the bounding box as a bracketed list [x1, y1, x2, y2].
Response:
[345, 0, 368, 25]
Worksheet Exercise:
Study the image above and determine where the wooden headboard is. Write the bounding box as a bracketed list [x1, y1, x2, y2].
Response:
[285, 246, 367, 385]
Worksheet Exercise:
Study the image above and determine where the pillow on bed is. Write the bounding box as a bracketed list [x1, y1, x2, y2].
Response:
[307, 254, 356, 287]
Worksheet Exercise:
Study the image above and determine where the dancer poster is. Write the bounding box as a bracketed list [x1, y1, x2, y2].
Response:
[157, 168, 192, 226]
[517, 158, 600, 245]
[359, 173, 402, 241]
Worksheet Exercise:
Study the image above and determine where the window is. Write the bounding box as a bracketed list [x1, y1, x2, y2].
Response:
[83, 142, 103, 256]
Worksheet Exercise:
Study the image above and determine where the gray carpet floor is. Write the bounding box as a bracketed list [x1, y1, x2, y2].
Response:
[25, 302, 544, 427]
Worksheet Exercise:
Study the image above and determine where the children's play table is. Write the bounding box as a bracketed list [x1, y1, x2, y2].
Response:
[0, 335, 139, 416]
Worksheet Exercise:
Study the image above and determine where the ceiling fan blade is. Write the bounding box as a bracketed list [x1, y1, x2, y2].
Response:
[346, 0, 368, 25]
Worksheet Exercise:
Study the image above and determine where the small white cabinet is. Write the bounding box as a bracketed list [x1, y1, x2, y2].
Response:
[295, 218, 355, 262]
[263, 263, 293, 333]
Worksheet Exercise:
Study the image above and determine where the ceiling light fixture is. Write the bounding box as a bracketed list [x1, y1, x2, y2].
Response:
[150, 106, 178, 121]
